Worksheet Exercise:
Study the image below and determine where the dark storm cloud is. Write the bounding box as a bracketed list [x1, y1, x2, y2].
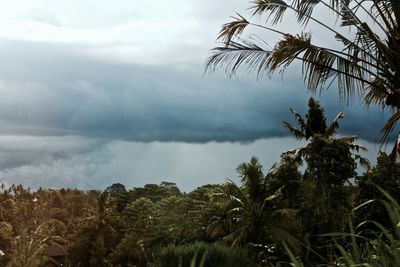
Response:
[0, 39, 391, 191]
[0, 38, 389, 144]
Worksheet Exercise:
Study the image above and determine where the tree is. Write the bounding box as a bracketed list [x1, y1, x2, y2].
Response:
[283, 97, 343, 141]
[277, 98, 365, 263]
[206, 0, 400, 142]
[69, 192, 121, 267]
[207, 157, 300, 259]
[114, 183, 182, 213]
[283, 97, 369, 168]
[105, 183, 126, 197]
[112, 197, 160, 266]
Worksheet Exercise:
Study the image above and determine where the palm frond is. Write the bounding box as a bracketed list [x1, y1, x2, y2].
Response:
[265, 192, 281, 202]
[229, 195, 245, 207]
[371, 0, 397, 33]
[294, 0, 322, 25]
[250, 0, 289, 25]
[267, 33, 311, 71]
[282, 121, 307, 140]
[265, 33, 377, 99]
[340, 0, 361, 27]
[326, 112, 345, 136]
[206, 216, 227, 238]
[282, 147, 306, 165]
[336, 135, 359, 143]
[354, 154, 371, 170]
[223, 226, 248, 246]
[205, 41, 271, 78]
[348, 143, 368, 152]
[381, 110, 400, 144]
[291, 108, 307, 129]
[217, 14, 249, 44]
[364, 76, 388, 107]
[227, 207, 246, 214]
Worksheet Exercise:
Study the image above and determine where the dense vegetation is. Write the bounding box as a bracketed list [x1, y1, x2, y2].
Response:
[0, 98, 400, 266]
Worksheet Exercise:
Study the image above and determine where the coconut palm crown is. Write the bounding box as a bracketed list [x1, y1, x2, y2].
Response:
[283, 97, 344, 140]
[282, 97, 370, 168]
[206, 0, 400, 142]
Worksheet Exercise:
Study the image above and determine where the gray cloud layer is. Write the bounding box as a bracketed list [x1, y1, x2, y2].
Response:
[0, 39, 389, 144]
[0, 38, 389, 190]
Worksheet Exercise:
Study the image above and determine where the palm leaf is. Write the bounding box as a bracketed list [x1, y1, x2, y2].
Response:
[294, 0, 322, 25]
[217, 14, 249, 44]
[250, 0, 289, 25]
[381, 110, 400, 144]
[282, 121, 307, 140]
[326, 112, 345, 136]
[205, 41, 271, 78]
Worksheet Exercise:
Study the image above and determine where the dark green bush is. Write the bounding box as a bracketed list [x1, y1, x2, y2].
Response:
[152, 242, 255, 267]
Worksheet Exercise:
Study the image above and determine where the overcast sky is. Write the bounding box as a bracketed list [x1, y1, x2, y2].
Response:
[0, 0, 393, 191]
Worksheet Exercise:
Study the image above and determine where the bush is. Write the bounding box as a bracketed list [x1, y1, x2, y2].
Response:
[152, 242, 255, 267]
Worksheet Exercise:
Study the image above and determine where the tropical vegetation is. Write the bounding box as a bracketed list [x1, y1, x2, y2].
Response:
[0, 0, 398, 265]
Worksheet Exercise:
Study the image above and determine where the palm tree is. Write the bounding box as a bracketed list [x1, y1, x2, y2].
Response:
[282, 97, 342, 141]
[206, 0, 400, 143]
[236, 156, 266, 203]
[207, 157, 300, 254]
[82, 192, 119, 266]
[282, 97, 369, 167]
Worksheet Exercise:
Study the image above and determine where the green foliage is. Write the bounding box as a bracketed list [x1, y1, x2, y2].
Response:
[282, 97, 368, 170]
[237, 157, 266, 203]
[207, 158, 301, 258]
[114, 183, 181, 213]
[152, 242, 255, 267]
[282, 97, 334, 141]
[266, 155, 302, 207]
[105, 183, 127, 197]
[305, 135, 357, 186]
[356, 152, 400, 229]
[288, 187, 400, 266]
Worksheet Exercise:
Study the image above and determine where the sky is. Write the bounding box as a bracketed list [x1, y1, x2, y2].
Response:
[0, 0, 393, 191]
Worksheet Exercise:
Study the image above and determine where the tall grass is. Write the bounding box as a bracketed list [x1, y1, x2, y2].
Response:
[288, 186, 400, 266]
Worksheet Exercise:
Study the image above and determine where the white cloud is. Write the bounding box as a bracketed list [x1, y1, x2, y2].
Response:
[0, 0, 249, 66]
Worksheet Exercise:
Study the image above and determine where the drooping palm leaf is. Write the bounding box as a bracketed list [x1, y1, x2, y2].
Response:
[326, 112, 345, 136]
[218, 14, 249, 44]
[282, 121, 307, 140]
